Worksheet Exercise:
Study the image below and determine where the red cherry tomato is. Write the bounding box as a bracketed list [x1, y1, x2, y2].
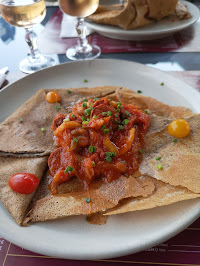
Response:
[9, 173, 40, 194]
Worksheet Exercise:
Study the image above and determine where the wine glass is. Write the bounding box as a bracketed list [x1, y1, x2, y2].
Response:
[0, 0, 56, 74]
[58, 0, 101, 61]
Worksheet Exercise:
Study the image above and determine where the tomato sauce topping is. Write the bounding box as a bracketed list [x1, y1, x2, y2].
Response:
[48, 97, 151, 194]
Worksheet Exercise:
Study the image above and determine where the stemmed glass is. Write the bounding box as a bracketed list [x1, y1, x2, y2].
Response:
[0, 0, 55, 73]
[58, 0, 101, 61]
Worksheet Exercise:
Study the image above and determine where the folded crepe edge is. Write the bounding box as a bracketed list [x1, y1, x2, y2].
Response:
[105, 176, 200, 216]
[22, 175, 156, 226]
[0, 156, 48, 225]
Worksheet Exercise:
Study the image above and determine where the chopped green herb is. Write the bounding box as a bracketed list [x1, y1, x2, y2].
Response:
[84, 79, 88, 83]
[92, 161, 95, 167]
[71, 114, 76, 118]
[93, 147, 96, 152]
[122, 119, 129, 125]
[68, 110, 72, 113]
[125, 111, 130, 117]
[102, 112, 107, 116]
[82, 102, 87, 108]
[116, 103, 122, 113]
[101, 125, 106, 130]
[74, 138, 78, 143]
[122, 160, 126, 163]
[137, 90, 142, 94]
[105, 156, 112, 162]
[66, 89, 71, 94]
[19, 118, 23, 123]
[115, 121, 120, 125]
[82, 116, 86, 121]
[108, 99, 111, 101]
[85, 108, 91, 116]
[160, 82, 164, 86]
[157, 164, 163, 170]
[63, 118, 70, 122]
[115, 114, 118, 118]
[83, 99, 88, 102]
[156, 156, 161, 161]
[105, 152, 116, 158]
[93, 115, 97, 119]
[173, 138, 177, 143]
[86, 215, 90, 222]
[41, 127, 45, 132]
[86, 197, 91, 203]
[107, 111, 112, 116]
[118, 125, 124, 131]
[94, 98, 100, 102]
[64, 166, 74, 173]
[144, 110, 148, 114]
[55, 105, 61, 110]
[82, 121, 88, 125]
[88, 146, 94, 153]
[103, 128, 109, 134]
[138, 149, 143, 154]
[86, 118, 90, 122]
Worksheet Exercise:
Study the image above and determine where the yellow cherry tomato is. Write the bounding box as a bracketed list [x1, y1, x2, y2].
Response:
[46, 91, 61, 103]
[168, 119, 190, 138]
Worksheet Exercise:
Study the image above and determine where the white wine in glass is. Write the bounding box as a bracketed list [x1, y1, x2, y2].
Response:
[58, 0, 99, 17]
[58, 0, 101, 61]
[0, 0, 56, 73]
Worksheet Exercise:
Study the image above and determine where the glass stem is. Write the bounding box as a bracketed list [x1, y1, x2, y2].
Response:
[25, 27, 41, 60]
[76, 18, 90, 53]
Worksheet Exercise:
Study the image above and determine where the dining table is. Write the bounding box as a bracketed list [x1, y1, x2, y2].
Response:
[0, 0, 200, 265]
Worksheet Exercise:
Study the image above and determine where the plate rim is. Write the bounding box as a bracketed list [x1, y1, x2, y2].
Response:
[0, 59, 200, 260]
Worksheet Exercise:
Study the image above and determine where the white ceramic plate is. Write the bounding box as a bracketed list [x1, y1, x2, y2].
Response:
[86, 1, 199, 41]
[0, 59, 200, 260]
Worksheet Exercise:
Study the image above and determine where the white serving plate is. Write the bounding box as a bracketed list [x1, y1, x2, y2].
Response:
[0, 59, 200, 260]
[86, 1, 199, 41]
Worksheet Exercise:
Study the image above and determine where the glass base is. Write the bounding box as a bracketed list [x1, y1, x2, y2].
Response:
[66, 44, 101, 61]
[19, 54, 56, 74]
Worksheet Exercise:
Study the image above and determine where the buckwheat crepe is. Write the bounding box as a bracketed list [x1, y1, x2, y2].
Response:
[140, 114, 200, 194]
[23, 173, 155, 225]
[0, 87, 116, 157]
[0, 86, 200, 226]
[0, 156, 48, 225]
[105, 176, 200, 216]
[88, 0, 191, 30]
